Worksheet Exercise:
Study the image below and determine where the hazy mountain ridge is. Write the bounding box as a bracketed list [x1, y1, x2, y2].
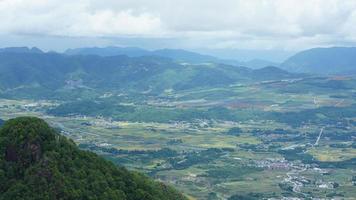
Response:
[0, 51, 298, 98]
[0, 47, 43, 54]
[65, 47, 220, 63]
[65, 46, 279, 68]
[281, 47, 356, 75]
[3, 46, 356, 75]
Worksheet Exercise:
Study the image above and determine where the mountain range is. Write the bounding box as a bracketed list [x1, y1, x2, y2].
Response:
[66, 47, 217, 63]
[0, 46, 355, 99]
[0, 49, 300, 99]
[66, 47, 280, 69]
[67, 46, 356, 74]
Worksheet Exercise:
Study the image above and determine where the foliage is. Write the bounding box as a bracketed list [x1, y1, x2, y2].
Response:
[271, 104, 356, 126]
[228, 193, 265, 200]
[79, 143, 178, 159]
[0, 51, 298, 99]
[48, 101, 239, 123]
[0, 117, 187, 200]
[48, 100, 134, 117]
[168, 148, 228, 170]
[202, 166, 262, 179]
[224, 127, 242, 136]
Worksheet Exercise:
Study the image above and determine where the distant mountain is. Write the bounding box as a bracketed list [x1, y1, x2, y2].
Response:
[0, 119, 4, 126]
[281, 47, 356, 74]
[0, 47, 43, 54]
[66, 46, 149, 57]
[150, 49, 218, 63]
[0, 51, 300, 98]
[0, 117, 186, 200]
[196, 48, 294, 64]
[66, 47, 219, 64]
[244, 59, 280, 69]
[66, 47, 281, 68]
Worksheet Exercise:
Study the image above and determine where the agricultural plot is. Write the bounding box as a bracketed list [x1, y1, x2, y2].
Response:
[0, 76, 355, 199]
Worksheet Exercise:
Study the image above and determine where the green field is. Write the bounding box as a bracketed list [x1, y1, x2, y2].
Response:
[1, 76, 356, 199]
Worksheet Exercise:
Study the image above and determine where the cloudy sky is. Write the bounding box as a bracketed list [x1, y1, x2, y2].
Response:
[0, 0, 356, 61]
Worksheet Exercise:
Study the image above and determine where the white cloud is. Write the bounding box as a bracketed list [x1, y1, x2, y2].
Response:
[0, 0, 163, 37]
[0, 0, 356, 50]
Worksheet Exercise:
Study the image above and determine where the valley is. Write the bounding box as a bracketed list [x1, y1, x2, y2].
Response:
[1, 75, 355, 199]
[2, 1, 356, 199]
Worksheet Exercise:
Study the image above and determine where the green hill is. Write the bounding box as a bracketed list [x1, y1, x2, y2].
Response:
[0, 117, 187, 200]
[0, 52, 243, 92]
[0, 51, 299, 99]
[281, 47, 356, 74]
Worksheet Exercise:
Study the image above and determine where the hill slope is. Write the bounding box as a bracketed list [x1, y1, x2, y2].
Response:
[0, 51, 299, 99]
[0, 52, 242, 94]
[0, 117, 187, 200]
[65, 47, 278, 68]
[66, 47, 219, 63]
[281, 47, 356, 74]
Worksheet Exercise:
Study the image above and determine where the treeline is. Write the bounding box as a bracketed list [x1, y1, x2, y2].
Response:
[47, 100, 135, 117]
[201, 165, 262, 179]
[79, 143, 178, 159]
[47, 100, 268, 123]
[228, 193, 272, 200]
[48, 100, 356, 126]
[271, 104, 356, 126]
[80, 143, 234, 171]
[168, 148, 233, 170]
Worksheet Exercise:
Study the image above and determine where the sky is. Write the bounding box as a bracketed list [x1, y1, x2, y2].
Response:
[0, 0, 356, 61]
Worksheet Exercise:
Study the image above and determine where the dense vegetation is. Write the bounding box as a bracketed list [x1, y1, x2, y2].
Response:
[47, 100, 135, 117]
[0, 51, 299, 99]
[48, 99, 356, 126]
[47, 100, 244, 122]
[0, 117, 186, 200]
[228, 193, 266, 200]
[271, 104, 356, 126]
[224, 127, 242, 136]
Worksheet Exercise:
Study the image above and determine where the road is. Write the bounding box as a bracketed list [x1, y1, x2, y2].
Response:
[314, 127, 324, 146]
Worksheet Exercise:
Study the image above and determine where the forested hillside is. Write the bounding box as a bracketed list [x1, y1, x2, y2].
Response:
[0, 51, 298, 99]
[0, 117, 186, 200]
